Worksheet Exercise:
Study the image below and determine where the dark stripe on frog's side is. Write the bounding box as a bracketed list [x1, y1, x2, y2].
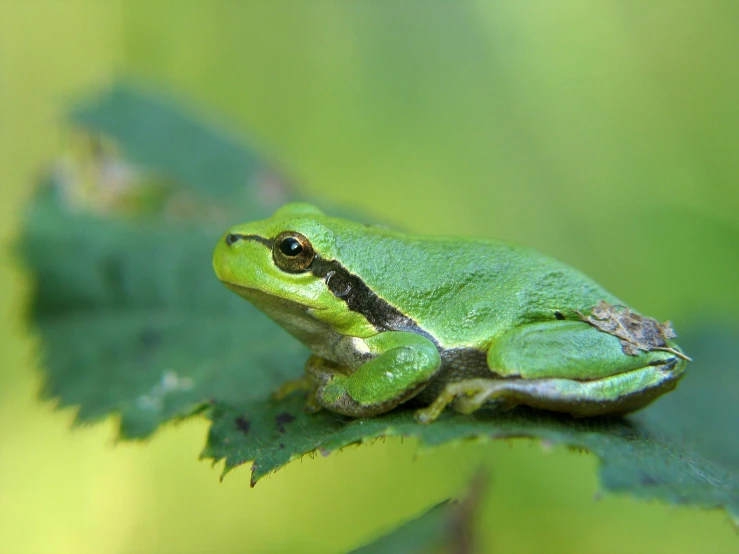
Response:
[309, 257, 435, 341]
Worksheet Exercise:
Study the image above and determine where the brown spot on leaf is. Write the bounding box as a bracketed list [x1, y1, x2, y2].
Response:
[578, 300, 691, 361]
[235, 416, 251, 435]
[275, 412, 296, 434]
[250, 463, 259, 488]
[641, 475, 660, 487]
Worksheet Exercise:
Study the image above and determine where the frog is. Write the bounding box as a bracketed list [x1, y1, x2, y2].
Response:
[212, 203, 690, 423]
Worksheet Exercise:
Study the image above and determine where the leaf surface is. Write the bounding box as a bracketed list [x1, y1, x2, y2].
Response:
[21, 85, 739, 523]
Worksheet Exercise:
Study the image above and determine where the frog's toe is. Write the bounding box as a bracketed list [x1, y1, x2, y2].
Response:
[272, 374, 314, 400]
[414, 410, 434, 424]
[415, 378, 497, 424]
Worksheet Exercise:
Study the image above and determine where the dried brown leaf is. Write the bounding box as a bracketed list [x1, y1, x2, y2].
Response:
[579, 301, 690, 361]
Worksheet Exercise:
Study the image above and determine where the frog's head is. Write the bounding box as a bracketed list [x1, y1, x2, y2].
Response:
[213, 203, 375, 337]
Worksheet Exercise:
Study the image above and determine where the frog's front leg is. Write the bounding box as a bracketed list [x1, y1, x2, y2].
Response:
[416, 321, 687, 423]
[310, 331, 442, 417]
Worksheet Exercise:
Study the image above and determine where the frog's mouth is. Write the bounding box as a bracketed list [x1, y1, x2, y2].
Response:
[220, 281, 326, 312]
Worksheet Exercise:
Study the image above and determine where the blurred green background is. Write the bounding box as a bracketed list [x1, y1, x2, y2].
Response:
[1, 2, 738, 553]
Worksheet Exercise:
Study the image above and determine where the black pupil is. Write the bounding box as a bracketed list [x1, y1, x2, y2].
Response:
[280, 237, 303, 257]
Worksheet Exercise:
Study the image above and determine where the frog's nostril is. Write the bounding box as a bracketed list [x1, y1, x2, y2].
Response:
[225, 234, 242, 246]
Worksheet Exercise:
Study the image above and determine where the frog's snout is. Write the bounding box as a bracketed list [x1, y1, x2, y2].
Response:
[212, 240, 228, 283]
[213, 227, 266, 287]
[213, 232, 242, 283]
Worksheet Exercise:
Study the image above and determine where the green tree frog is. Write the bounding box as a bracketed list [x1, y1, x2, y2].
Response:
[213, 203, 689, 423]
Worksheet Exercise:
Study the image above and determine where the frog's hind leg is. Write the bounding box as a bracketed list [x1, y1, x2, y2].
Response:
[415, 361, 683, 423]
[415, 320, 687, 424]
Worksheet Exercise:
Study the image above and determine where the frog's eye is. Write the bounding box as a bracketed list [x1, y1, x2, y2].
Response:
[272, 231, 315, 272]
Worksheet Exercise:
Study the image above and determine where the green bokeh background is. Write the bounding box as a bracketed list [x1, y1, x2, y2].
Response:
[1, 2, 737, 553]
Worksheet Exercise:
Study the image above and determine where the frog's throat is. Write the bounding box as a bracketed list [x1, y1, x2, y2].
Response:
[236, 233, 437, 345]
[222, 282, 325, 311]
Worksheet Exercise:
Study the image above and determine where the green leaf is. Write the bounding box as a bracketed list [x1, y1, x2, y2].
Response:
[637, 325, 739, 477]
[21, 84, 739, 524]
[349, 472, 485, 554]
[349, 502, 454, 554]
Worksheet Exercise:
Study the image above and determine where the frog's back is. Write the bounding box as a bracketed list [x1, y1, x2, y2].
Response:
[330, 221, 620, 349]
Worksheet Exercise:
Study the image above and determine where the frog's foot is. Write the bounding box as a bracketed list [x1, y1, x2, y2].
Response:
[415, 360, 685, 424]
[415, 378, 496, 424]
[305, 355, 387, 418]
[273, 372, 323, 414]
